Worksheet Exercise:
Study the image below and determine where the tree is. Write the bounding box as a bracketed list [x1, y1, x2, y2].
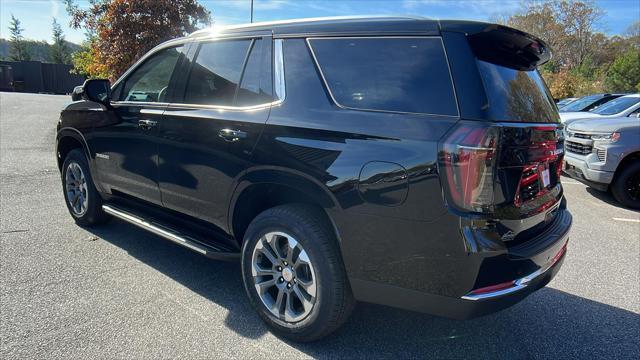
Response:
[65, 0, 211, 80]
[556, 0, 603, 68]
[500, 0, 637, 98]
[8, 15, 31, 61]
[50, 18, 71, 64]
[605, 50, 640, 93]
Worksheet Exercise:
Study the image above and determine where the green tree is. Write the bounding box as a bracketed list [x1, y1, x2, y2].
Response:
[65, 0, 211, 80]
[605, 50, 640, 92]
[8, 15, 31, 61]
[50, 18, 71, 64]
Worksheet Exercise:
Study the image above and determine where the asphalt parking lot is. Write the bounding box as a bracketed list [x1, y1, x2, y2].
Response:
[1, 92, 638, 359]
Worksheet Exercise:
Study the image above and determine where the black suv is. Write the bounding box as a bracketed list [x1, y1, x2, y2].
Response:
[57, 17, 571, 341]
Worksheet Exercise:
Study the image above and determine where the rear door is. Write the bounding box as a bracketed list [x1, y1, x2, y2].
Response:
[90, 45, 187, 205]
[159, 34, 274, 229]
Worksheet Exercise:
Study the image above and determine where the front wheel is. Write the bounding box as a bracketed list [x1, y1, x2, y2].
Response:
[611, 161, 640, 209]
[241, 204, 354, 342]
[61, 149, 109, 226]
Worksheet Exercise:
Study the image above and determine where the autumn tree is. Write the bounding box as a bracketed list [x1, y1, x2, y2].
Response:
[8, 15, 31, 61]
[556, 0, 603, 68]
[501, 0, 640, 98]
[50, 18, 71, 64]
[65, 0, 211, 80]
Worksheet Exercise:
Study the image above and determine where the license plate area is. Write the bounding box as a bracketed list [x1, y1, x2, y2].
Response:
[539, 163, 551, 188]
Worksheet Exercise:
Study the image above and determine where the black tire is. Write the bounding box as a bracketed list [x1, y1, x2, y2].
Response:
[241, 204, 354, 342]
[611, 161, 640, 209]
[61, 149, 110, 226]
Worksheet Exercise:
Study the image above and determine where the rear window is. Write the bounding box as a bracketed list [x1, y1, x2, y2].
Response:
[308, 37, 458, 116]
[477, 60, 558, 122]
[590, 96, 640, 115]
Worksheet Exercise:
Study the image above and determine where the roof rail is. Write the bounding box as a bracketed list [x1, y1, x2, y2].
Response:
[189, 15, 427, 38]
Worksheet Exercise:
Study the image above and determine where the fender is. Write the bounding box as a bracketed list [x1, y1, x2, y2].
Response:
[56, 127, 106, 193]
[56, 127, 92, 166]
[227, 165, 341, 236]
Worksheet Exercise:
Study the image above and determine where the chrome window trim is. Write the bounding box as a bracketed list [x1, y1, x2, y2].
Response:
[110, 36, 286, 112]
[305, 36, 460, 118]
[111, 101, 170, 108]
[274, 39, 286, 102]
[165, 99, 283, 112]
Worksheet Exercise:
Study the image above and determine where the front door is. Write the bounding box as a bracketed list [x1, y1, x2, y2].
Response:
[89, 45, 187, 205]
[159, 36, 274, 230]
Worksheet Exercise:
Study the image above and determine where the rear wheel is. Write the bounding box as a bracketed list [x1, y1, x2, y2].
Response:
[611, 161, 640, 209]
[61, 149, 109, 226]
[241, 204, 354, 342]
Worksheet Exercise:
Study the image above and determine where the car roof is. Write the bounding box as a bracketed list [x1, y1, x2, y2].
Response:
[618, 93, 640, 98]
[188, 16, 507, 39]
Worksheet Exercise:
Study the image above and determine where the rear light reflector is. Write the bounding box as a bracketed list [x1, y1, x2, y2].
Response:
[467, 280, 517, 296]
[550, 243, 567, 267]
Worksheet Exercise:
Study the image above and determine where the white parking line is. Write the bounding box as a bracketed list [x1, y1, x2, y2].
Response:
[562, 181, 585, 185]
[612, 218, 640, 223]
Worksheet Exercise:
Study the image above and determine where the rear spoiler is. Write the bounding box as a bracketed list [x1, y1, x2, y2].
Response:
[440, 21, 551, 71]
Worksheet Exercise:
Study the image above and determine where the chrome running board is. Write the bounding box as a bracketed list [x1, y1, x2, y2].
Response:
[102, 204, 239, 261]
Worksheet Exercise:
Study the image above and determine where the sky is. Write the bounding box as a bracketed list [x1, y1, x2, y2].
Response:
[0, 0, 638, 44]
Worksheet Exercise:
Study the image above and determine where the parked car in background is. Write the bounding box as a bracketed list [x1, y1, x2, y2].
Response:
[564, 117, 640, 208]
[559, 93, 623, 113]
[560, 94, 640, 123]
[556, 97, 577, 108]
[55, 17, 571, 341]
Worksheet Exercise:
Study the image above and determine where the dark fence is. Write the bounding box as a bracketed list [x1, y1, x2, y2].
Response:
[0, 61, 85, 94]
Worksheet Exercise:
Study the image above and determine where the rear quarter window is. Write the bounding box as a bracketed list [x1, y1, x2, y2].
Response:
[308, 37, 458, 116]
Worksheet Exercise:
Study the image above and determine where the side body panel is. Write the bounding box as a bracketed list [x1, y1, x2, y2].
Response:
[158, 35, 273, 230]
[89, 103, 165, 205]
[250, 38, 473, 296]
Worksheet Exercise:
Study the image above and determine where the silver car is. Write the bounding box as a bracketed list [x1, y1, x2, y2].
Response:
[564, 116, 640, 208]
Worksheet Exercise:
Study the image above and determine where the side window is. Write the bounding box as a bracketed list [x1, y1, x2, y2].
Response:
[184, 40, 251, 106]
[308, 37, 458, 116]
[120, 46, 184, 102]
[236, 39, 274, 106]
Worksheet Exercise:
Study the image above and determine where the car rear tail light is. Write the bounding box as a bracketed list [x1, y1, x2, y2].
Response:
[439, 122, 564, 216]
[439, 123, 499, 214]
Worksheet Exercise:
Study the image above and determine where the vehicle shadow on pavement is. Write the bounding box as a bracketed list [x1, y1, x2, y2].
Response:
[585, 187, 640, 212]
[88, 219, 640, 359]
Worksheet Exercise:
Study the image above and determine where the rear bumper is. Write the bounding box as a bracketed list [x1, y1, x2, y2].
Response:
[351, 208, 571, 320]
[350, 250, 567, 320]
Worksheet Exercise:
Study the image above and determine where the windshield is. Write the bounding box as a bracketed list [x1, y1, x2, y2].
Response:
[477, 60, 558, 122]
[561, 95, 602, 112]
[590, 97, 640, 115]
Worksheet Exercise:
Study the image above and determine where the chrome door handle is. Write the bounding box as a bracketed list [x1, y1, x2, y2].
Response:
[138, 119, 157, 130]
[218, 129, 247, 142]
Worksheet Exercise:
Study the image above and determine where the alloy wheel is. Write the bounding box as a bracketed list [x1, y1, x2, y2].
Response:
[65, 162, 89, 216]
[251, 231, 317, 323]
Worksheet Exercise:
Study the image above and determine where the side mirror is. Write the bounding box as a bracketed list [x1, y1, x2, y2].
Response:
[81, 79, 112, 106]
[71, 85, 83, 101]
